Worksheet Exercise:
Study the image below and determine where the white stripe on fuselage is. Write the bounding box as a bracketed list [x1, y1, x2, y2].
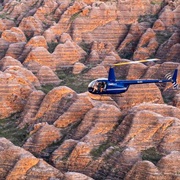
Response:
[106, 88, 127, 91]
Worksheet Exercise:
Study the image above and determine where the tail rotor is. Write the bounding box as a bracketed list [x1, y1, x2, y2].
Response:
[165, 69, 178, 89]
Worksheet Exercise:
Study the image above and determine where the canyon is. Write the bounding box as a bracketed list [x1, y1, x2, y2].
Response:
[0, 0, 180, 179]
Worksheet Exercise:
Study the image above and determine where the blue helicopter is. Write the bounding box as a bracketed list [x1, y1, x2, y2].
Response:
[88, 59, 178, 94]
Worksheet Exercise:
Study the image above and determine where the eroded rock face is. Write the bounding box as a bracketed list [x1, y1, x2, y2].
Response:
[85, 65, 108, 79]
[34, 86, 77, 124]
[23, 47, 55, 72]
[125, 151, 180, 180]
[72, 62, 87, 74]
[54, 94, 93, 128]
[112, 83, 163, 111]
[36, 66, 61, 86]
[0, 71, 32, 119]
[1, 27, 26, 43]
[0, 0, 180, 179]
[23, 123, 62, 156]
[0, 137, 64, 180]
[4, 66, 41, 88]
[133, 28, 158, 60]
[0, 56, 23, 71]
[156, 32, 180, 62]
[64, 172, 94, 180]
[53, 40, 87, 67]
[23, 40, 86, 72]
[112, 103, 180, 153]
[19, 90, 45, 128]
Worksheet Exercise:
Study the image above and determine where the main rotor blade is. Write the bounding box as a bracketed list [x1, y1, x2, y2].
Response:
[113, 58, 160, 66]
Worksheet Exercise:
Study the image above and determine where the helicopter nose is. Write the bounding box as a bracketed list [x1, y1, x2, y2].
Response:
[88, 87, 94, 93]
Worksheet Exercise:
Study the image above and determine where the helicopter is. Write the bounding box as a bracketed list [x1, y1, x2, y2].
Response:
[88, 59, 178, 94]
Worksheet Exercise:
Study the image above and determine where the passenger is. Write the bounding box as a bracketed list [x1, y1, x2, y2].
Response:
[93, 82, 99, 92]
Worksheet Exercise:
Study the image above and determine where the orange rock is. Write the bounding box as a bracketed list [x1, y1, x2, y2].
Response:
[34, 86, 77, 124]
[121, 110, 175, 151]
[43, 1, 85, 42]
[133, 47, 151, 60]
[133, 28, 158, 60]
[25, 159, 63, 180]
[125, 151, 180, 180]
[0, 19, 7, 32]
[126, 63, 147, 80]
[152, 19, 165, 31]
[173, 93, 180, 108]
[117, 22, 148, 58]
[6, 154, 39, 180]
[19, 16, 43, 37]
[88, 50, 100, 62]
[52, 40, 86, 66]
[36, 66, 61, 85]
[174, 5, 180, 26]
[144, 62, 179, 80]
[100, 147, 141, 180]
[0, 38, 10, 59]
[85, 65, 108, 79]
[54, 94, 93, 128]
[166, 43, 180, 62]
[4, 66, 41, 88]
[6, 42, 26, 59]
[1, 27, 26, 43]
[112, 103, 180, 154]
[26, 36, 48, 49]
[19, 90, 45, 128]
[101, 55, 117, 67]
[73, 104, 121, 142]
[0, 138, 64, 180]
[112, 83, 163, 111]
[23, 47, 55, 72]
[0, 72, 32, 119]
[51, 139, 79, 169]
[81, 0, 95, 5]
[156, 32, 180, 62]
[125, 161, 163, 180]
[72, 62, 87, 74]
[64, 172, 94, 180]
[59, 33, 72, 43]
[81, 20, 127, 47]
[159, 6, 175, 27]
[157, 151, 180, 175]
[23, 123, 62, 155]
[0, 56, 23, 71]
[34, 0, 59, 25]
[67, 142, 93, 172]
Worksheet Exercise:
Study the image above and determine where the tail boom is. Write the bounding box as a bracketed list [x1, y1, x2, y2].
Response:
[122, 69, 178, 88]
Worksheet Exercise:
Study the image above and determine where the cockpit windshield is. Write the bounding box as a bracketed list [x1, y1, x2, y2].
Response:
[88, 79, 107, 93]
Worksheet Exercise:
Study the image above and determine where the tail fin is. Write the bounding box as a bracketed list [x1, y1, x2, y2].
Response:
[108, 67, 116, 82]
[172, 69, 178, 89]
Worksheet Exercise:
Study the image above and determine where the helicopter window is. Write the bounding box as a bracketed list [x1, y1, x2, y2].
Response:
[92, 81, 106, 92]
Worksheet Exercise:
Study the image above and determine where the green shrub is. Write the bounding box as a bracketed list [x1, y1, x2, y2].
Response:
[141, 147, 163, 164]
[47, 42, 59, 53]
[40, 84, 55, 94]
[56, 69, 91, 93]
[0, 114, 28, 146]
[90, 141, 112, 159]
[156, 31, 172, 44]
[138, 14, 158, 24]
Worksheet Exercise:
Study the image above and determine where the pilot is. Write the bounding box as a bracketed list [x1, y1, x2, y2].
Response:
[92, 81, 106, 93]
[92, 82, 99, 92]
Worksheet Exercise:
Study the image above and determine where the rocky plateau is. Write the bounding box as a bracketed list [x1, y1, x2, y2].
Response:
[0, 0, 180, 179]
